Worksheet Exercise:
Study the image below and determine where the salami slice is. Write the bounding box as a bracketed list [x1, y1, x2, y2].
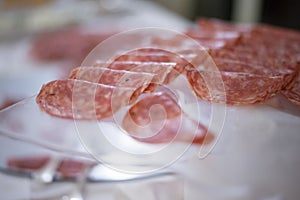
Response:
[209, 45, 299, 90]
[214, 58, 298, 89]
[69, 67, 154, 93]
[94, 61, 175, 92]
[113, 48, 188, 69]
[250, 24, 300, 47]
[195, 18, 300, 62]
[185, 65, 283, 105]
[196, 18, 252, 33]
[36, 79, 141, 120]
[184, 19, 300, 105]
[186, 29, 241, 50]
[122, 91, 211, 144]
[111, 48, 193, 82]
[30, 27, 116, 65]
[187, 30, 240, 40]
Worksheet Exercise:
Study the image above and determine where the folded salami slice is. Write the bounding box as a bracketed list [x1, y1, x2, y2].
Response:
[122, 91, 211, 144]
[69, 67, 154, 93]
[36, 79, 143, 120]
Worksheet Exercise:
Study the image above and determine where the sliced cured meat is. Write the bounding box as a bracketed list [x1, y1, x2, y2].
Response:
[146, 39, 212, 67]
[209, 46, 299, 90]
[185, 66, 284, 105]
[282, 71, 300, 105]
[185, 29, 241, 50]
[195, 18, 252, 33]
[30, 27, 117, 65]
[191, 38, 227, 50]
[113, 49, 190, 72]
[126, 90, 181, 124]
[228, 23, 300, 62]
[111, 48, 194, 83]
[213, 58, 298, 89]
[194, 18, 300, 61]
[236, 36, 299, 62]
[95, 61, 174, 83]
[94, 61, 175, 92]
[35, 18, 300, 124]
[69, 67, 154, 93]
[189, 19, 300, 105]
[186, 30, 240, 40]
[250, 24, 300, 48]
[122, 91, 211, 144]
[209, 48, 297, 70]
[36, 79, 143, 120]
[150, 35, 197, 49]
[124, 115, 212, 144]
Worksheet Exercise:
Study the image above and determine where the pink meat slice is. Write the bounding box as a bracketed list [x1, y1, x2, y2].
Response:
[113, 48, 190, 73]
[94, 61, 175, 92]
[30, 27, 117, 65]
[69, 66, 154, 93]
[36, 79, 143, 120]
[122, 91, 212, 144]
[111, 48, 193, 83]
[183, 18, 300, 105]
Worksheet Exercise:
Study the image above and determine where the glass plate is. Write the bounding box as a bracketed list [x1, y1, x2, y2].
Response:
[0, 95, 207, 172]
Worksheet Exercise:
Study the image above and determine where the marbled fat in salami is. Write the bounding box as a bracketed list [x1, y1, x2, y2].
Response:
[185, 65, 284, 105]
[206, 58, 286, 105]
[122, 91, 211, 144]
[282, 71, 300, 105]
[36, 79, 143, 120]
[184, 18, 300, 105]
[69, 67, 154, 93]
[186, 30, 240, 50]
[113, 48, 189, 70]
[196, 18, 252, 33]
[36, 19, 300, 124]
[30, 27, 116, 65]
[111, 48, 193, 82]
[216, 57, 297, 90]
[94, 61, 175, 92]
